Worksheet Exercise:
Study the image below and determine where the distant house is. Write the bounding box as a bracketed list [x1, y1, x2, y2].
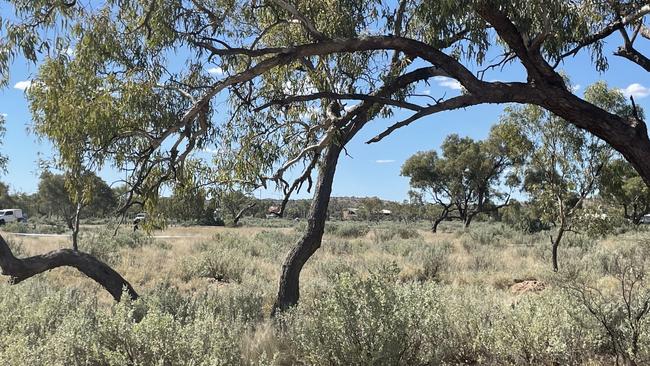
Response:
[380, 209, 392, 216]
[342, 208, 358, 220]
[266, 205, 281, 218]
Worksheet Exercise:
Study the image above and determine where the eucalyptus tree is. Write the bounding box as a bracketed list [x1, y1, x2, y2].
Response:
[514, 106, 610, 272]
[401, 124, 525, 232]
[37, 171, 117, 249]
[507, 83, 634, 271]
[2, 1, 650, 311]
[215, 188, 257, 226]
[600, 158, 650, 224]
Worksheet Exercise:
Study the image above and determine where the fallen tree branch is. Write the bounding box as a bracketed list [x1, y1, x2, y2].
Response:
[0, 234, 138, 301]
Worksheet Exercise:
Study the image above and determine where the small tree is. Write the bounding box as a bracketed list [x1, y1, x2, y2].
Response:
[0, 181, 15, 209]
[37, 171, 117, 250]
[600, 158, 650, 224]
[164, 185, 210, 224]
[215, 189, 257, 226]
[511, 82, 634, 271]
[401, 124, 522, 232]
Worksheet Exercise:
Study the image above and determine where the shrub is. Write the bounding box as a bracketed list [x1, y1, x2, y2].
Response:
[415, 241, 452, 281]
[80, 230, 154, 265]
[395, 226, 420, 239]
[284, 266, 435, 365]
[180, 249, 246, 283]
[562, 243, 650, 365]
[326, 222, 370, 238]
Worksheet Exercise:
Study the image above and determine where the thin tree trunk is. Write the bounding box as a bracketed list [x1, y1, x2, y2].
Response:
[0, 234, 138, 301]
[551, 226, 566, 272]
[72, 202, 82, 251]
[271, 143, 342, 315]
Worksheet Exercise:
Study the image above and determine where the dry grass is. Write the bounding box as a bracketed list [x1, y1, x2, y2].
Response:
[0, 220, 589, 304]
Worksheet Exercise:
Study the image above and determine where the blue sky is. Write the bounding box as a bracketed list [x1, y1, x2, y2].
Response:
[1, 34, 649, 202]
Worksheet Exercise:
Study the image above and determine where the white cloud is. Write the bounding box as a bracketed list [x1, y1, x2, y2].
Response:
[621, 83, 650, 99]
[375, 159, 395, 164]
[571, 84, 581, 93]
[207, 66, 224, 75]
[422, 89, 431, 95]
[14, 80, 31, 91]
[0, 113, 6, 118]
[434, 76, 462, 91]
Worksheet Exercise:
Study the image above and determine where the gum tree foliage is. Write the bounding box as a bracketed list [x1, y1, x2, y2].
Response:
[401, 123, 526, 232]
[0, 101, 137, 300]
[1, 0, 650, 310]
[599, 158, 650, 224]
[161, 178, 213, 224]
[507, 83, 634, 271]
[360, 196, 383, 221]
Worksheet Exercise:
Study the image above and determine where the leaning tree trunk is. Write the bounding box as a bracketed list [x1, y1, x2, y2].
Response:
[271, 143, 342, 315]
[431, 206, 450, 233]
[0, 234, 138, 301]
[232, 202, 256, 226]
[431, 217, 444, 233]
[551, 226, 566, 272]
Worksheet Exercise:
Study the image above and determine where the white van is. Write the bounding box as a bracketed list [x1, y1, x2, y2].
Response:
[640, 214, 650, 224]
[0, 209, 25, 224]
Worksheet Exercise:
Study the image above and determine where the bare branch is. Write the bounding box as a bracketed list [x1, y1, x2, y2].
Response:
[255, 92, 424, 112]
[555, 4, 650, 65]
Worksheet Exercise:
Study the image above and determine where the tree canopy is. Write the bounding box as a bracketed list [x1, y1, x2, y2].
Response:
[0, 0, 647, 210]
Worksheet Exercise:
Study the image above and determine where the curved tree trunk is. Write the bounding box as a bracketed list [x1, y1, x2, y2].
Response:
[431, 205, 451, 233]
[0, 234, 138, 301]
[431, 217, 443, 233]
[551, 226, 566, 272]
[271, 143, 342, 315]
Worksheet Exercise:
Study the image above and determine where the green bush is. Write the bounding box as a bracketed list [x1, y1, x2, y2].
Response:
[326, 222, 370, 238]
[80, 230, 154, 265]
[415, 241, 452, 281]
[180, 248, 246, 283]
[284, 266, 436, 365]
